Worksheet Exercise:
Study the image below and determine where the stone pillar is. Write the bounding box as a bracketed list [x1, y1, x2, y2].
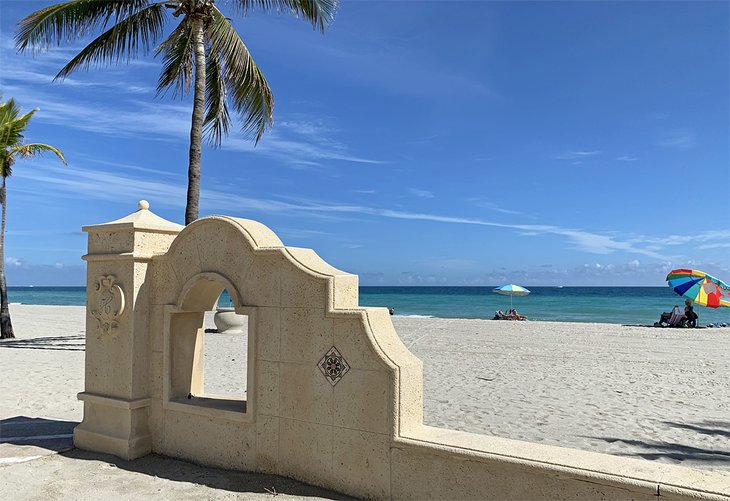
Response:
[73, 201, 182, 460]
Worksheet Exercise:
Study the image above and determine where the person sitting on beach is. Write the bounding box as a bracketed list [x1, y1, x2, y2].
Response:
[683, 299, 698, 328]
[493, 309, 527, 321]
[508, 308, 528, 320]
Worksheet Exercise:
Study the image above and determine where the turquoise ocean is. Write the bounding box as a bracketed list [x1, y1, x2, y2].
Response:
[8, 286, 730, 326]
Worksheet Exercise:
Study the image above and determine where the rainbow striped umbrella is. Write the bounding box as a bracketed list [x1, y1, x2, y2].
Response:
[666, 269, 730, 308]
[493, 284, 531, 310]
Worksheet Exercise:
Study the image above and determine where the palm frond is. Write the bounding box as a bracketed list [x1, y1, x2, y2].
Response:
[11, 144, 68, 167]
[0, 105, 38, 153]
[233, 0, 338, 31]
[55, 2, 167, 79]
[155, 16, 195, 96]
[0, 98, 21, 130]
[16, 0, 153, 52]
[209, 6, 273, 142]
[203, 49, 232, 147]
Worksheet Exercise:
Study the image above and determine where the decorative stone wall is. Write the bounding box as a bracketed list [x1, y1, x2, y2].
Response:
[75, 202, 730, 500]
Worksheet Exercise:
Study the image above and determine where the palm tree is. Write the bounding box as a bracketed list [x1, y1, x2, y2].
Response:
[16, 0, 338, 225]
[0, 98, 67, 339]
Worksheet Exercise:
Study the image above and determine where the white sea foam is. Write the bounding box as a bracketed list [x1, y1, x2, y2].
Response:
[397, 314, 434, 318]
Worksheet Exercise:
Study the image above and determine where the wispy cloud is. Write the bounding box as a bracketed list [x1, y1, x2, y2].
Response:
[408, 188, 434, 198]
[2, 35, 382, 169]
[15, 159, 729, 263]
[637, 230, 730, 247]
[5, 257, 24, 267]
[552, 150, 601, 161]
[281, 32, 500, 102]
[616, 155, 638, 162]
[467, 198, 522, 215]
[658, 129, 696, 149]
[698, 242, 730, 250]
[2, 65, 154, 94]
[2, 82, 382, 168]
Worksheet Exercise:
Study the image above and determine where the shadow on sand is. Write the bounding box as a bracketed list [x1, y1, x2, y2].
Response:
[662, 420, 730, 438]
[0, 416, 78, 453]
[0, 335, 84, 351]
[587, 420, 730, 465]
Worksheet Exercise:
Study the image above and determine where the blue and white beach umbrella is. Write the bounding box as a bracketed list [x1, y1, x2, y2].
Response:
[492, 284, 531, 310]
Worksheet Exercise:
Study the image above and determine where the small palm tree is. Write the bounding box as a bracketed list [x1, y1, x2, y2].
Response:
[16, 0, 338, 225]
[0, 98, 66, 339]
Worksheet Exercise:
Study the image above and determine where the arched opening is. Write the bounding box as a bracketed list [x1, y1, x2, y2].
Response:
[165, 273, 255, 418]
[204, 288, 248, 398]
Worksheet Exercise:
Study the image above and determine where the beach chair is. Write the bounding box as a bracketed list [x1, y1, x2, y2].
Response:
[667, 306, 686, 327]
[656, 305, 685, 327]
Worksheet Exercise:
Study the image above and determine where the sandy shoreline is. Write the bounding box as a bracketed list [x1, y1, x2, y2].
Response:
[1, 305, 728, 476]
[393, 316, 729, 471]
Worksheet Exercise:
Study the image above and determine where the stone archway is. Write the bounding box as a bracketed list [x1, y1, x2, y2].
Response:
[74, 203, 729, 500]
[163, 272, 254, 420]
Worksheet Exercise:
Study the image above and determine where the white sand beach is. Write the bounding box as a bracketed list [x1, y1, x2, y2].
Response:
[1, 305, 728, 498]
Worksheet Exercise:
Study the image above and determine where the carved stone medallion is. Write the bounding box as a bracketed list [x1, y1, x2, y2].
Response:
[91, 275, 125, 335]
[318, 346, 350, 386]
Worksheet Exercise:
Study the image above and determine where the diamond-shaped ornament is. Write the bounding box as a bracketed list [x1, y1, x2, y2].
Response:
[318, 346, 350, 386]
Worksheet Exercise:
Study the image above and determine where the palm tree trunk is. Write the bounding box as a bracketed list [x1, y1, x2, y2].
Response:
[185, 15, 207, 225]
[0, 176, 15, 339]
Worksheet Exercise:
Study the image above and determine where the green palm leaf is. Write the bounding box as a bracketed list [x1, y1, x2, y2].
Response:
[233, 0, 338, 31]
[55, 2, 167, 79]
[0, 102, 38, 156]
[204, 49, 232, 146]
[16, 0, 153, 52]
[155, 16, 195, 96]
[209, 6, 273, 142]
[0, 98, 66, 178]
[10, 143, 68, 166]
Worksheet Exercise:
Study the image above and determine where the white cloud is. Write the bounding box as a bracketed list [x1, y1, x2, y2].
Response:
[617, 156, 638, 162]
[5, 257, 24, 267]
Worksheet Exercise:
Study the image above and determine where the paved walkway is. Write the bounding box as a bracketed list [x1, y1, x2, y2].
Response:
[0, 419, 352, 500]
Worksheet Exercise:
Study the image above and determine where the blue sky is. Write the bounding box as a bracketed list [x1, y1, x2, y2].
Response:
[0, 0, 728, 286]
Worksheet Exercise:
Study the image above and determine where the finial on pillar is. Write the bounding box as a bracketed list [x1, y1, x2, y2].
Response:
[138, 200, 150, 211]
